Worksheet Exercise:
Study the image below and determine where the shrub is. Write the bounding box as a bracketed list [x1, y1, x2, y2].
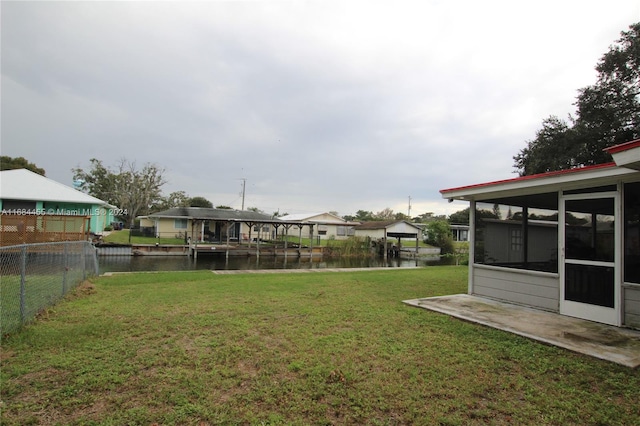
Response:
[425, 220, 455, 254]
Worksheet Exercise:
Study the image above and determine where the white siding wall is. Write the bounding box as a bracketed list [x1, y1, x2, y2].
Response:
[387, 222, 420, 235]
[290, 223, 352, 240]
[473, 265, 559, 311]
[624, 285, 640, 329]
[354, 229, 386, 239]
[139, 217, 154, 228]
[290, 225, 310, 239]
[324, 224, 352, 240]
[156, 218, 190, 237]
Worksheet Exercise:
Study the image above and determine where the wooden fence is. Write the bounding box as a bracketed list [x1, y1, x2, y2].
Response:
[0, 214, 90, 247]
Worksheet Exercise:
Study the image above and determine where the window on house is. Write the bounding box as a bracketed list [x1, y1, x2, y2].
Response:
[511, 229, 522, 251]
[475, 192, 558, 273]
[337, 226, 356, 236]
[174, 219, 187, 229]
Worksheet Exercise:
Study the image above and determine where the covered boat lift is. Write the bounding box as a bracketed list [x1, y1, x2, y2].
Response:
[144, 207, 320, 259]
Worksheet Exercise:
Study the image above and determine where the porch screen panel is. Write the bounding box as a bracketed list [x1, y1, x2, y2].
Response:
[565, 199, 614, 262]
[624, 182, 640, 284]
[565, 264, 615, 307]
[474, 203, 524, 267]
[526, 208, 558, 272]
[475, 193, 558, 273]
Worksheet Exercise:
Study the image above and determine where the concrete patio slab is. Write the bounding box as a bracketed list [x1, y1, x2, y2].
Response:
[403, 294, 640, 368]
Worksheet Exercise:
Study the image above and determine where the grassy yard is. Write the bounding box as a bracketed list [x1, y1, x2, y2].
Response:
[1, 267, 638, 425]
[101, 230, 185, 245]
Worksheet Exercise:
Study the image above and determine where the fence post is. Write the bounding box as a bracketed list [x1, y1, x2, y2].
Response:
[62, 242, 68, 295]
[82, 242, 87, 281]
[20, 245, 27, 323]
[93, 244, 99, 276]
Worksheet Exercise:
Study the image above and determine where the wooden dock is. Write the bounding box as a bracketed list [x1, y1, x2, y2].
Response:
[95, 243, 326, 258]
[189, 244, 326, 259]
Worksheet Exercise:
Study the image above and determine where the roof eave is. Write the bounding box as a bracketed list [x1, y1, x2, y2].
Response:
[605, 139, 640, 170]
[441, 164, 636, 201]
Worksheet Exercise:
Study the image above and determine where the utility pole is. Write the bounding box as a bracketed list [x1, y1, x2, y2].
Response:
[240, 178, 246, 211]
[408, 196, 412, 218]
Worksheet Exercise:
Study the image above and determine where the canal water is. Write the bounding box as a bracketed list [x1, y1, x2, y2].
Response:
[98, 254, 449, 273]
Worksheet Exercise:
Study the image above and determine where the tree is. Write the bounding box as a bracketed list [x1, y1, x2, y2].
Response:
[492, 203, 502, 220]
[514, 22, 640, 175]
[189, 196, 213, 208]
[72, 158, 166, 226]
[353, 210, 374, 222]
[72, 159, 117, 203]
[513, 116, 580, 175]
[152, 191, 190, 212]
[216, 205, 233, 210]
[425, 220, 454, 255]
[374, 208, 395, 221]
[414, 212, 434, 222]
[1, 156, 46, 175]
[448, 208, 470, 225]
[448, 206, 501, 224]
[575, 22, 640, 153]
[394, 212, 409, 220]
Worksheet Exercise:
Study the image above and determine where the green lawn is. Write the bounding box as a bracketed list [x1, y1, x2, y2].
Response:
[1, 267, 638, 425]
[1, 274, 72, 336]
[101, 229, 185, 245]
[1, 270, 91, 336]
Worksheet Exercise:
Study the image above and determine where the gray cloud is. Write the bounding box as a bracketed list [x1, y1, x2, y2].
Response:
[2, 0, 638, 217]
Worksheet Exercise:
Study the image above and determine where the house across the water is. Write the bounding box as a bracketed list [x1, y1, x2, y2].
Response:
[0, 169, 117, 245]
[278, 212, 359, 242]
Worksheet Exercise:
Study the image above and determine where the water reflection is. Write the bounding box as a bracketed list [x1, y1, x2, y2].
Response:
[99, 254, 448, 273]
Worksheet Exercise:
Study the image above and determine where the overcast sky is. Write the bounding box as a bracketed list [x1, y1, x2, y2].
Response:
[2, 1, 639, 218]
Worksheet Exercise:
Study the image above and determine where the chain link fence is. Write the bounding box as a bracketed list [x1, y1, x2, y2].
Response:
[1, 241, 99, 336]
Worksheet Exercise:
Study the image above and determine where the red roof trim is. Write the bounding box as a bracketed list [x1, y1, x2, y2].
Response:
[604, 138, 640, 154]
[440, 162, 617, 194]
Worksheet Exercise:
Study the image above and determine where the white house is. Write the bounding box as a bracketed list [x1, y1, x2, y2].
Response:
[278, 212, 359, 241]
[440, 139, 640, 329]
[450, 224, 470, 241]
[140, 207, 279, 242]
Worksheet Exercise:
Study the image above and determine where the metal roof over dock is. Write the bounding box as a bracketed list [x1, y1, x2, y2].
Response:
[146, 207, 309, 226]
